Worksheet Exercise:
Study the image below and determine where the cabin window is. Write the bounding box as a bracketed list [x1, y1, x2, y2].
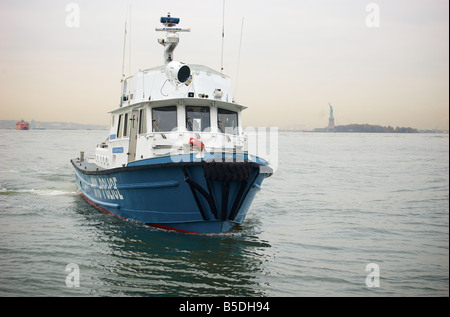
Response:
[152, 106, 177, 132]
[123, 113, 129, 137]
[139, 109, 147, 134]
[117, 114, 123, 138]
[186, 106, 210, 132]
[218, 108, 238, 134]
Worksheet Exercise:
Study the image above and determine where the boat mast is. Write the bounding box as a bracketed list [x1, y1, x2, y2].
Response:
[121, 20, 127, 81]
[120, 6, 131, 106]
[120, 19, 127, 101]
[234, 17, 244, 101]
[220, 0, 225, 73]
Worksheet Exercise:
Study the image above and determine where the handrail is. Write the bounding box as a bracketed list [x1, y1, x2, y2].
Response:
[144, 130, 245, 142]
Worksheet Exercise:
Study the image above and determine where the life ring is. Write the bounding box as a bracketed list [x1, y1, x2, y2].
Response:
[189, 137, 204, 151]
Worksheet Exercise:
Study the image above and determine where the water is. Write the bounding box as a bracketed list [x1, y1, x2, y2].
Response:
[0, 129, 448, 297]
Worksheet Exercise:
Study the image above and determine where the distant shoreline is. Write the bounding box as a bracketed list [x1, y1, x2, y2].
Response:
[314, 124, 419, 133]
[284, 123, 448, 134]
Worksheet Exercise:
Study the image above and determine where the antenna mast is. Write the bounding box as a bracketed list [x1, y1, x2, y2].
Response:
[220, 0, 225, 73]
[128, 5, 131, 77]
[234, 17, 244, 100]
[121, 20, 127, 81]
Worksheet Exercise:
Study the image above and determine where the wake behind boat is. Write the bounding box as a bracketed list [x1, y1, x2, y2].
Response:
[71, 14, 273, 233]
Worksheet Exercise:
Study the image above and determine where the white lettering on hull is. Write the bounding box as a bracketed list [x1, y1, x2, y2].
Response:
[90, 177, 124, 200]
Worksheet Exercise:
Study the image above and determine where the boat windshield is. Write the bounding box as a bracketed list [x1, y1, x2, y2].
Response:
[218, 108, 238, 134]
[152, 106, 177, 132]
[186, 106, 210, 132]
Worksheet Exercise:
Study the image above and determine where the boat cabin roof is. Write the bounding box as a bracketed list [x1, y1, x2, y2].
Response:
[113, 64, 245, 113]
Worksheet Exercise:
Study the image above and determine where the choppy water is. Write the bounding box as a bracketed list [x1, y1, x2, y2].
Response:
[0, 129, 448, 297]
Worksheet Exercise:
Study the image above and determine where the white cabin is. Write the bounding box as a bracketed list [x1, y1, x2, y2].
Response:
[94, 64, 247, 169]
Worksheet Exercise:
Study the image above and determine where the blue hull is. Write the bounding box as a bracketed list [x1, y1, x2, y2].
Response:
[71, 153, 271, 234]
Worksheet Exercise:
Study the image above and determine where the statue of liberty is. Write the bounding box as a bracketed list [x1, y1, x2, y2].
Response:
[328, 102, 335, 130]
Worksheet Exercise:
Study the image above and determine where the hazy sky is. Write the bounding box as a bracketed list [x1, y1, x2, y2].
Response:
[0, 0, 448, 130]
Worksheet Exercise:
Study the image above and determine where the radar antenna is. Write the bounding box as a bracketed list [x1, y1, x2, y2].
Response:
[156, 13, 190, 64]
